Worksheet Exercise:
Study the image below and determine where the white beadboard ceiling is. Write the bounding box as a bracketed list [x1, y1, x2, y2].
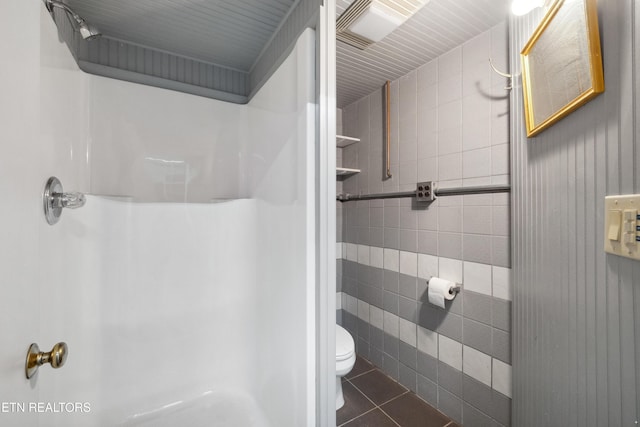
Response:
[61, 0, 507, 106]
[336, 0, 510, 107]
[63, 0, 297, 71]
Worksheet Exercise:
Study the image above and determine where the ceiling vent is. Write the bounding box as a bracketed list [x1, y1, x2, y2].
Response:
[337, 0, 429, 49]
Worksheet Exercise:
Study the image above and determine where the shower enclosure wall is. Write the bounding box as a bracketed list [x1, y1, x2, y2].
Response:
[0, 3, 322, 426]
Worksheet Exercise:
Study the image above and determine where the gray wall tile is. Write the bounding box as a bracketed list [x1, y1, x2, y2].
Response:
[371, 325, 384, 351]
[369, 287, 384, 309]
[384, 333, 399, 359]
[438, 361, 462, 397]
[370, 267, 384, 289]
[343, 277, 358, 297]
[346, 226, 357, 243]
[370, 346, 384, 368]
[464, 291, 493, 325]
[491, 236, 510, 267]
[345, 203, 357, 224]
[417, 304, 462, 341]
[399, 341, 418, 370]
[358, 264, 371, 284]
[344, 260, 358, 278]
[492, 328, 511, 364]
[370, 207, 384, 227]
[356, 207, 370, 227]
[417, 278, 428, 302]
[337, 23, 512, 425]
[417, 350, 438, 381]
[383, 271, 399, 292]
[399, 229, 418, 252]
[492, 206, 509, 237]
[384, 227, 400, 249]
[399, 363, 418, 393]
[357, 337, 370, 359]
[357, 282, 371, 304]
[438, 232, 463, 259]
[463, 402, 498, 427]
[399, 296, 418, 323]
[438, 387, 463, 424]
[439, 206, 462, 232]
[370, 227, 384, 247]
[383, 291, 399, 315]
[399, 207, 418, 229]
[417, 374, 438, 407]
[399, 274, 418, 299]
[356, 226, 370, 245]
[492, 298, 511, 332]
[384, 205, 399, 228]
[463, 318, 493, 355]
[357, 318, 370, 343]
[343, 312, 357, 335]
[438, 312, 462, 342]
[463, 374, 493, 416]
[463, 234, 492, 264]
[418, 206, 438, 231]
[383, 354, 399, 380]
[463, 206, 492, 235]
[492, 390, 511, 427]
[418, 230, 438, 255]
[417, 303, 442, 331]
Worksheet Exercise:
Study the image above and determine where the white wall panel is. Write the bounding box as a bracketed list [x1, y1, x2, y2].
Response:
[0, 5, 317, 425]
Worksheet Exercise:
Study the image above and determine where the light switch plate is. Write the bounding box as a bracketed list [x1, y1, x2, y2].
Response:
[604, 195, 640, 260]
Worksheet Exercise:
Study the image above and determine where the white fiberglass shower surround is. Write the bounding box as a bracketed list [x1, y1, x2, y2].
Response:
[0, 1, 337, 426]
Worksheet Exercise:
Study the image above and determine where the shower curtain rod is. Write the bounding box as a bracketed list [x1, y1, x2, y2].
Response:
[336, 183, 511, 202]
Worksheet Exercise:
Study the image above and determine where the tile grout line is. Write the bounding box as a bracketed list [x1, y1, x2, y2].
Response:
[345, 367, 375, 381]
[343, 373, 405, 427]
[338, 407, 379, 427]
[346, 367, 413, 426]
[376, 405, 402, 427]
[346, 378, 381, 409]
[356, 358, 456, 426]
[342, 360, 456, 427]
[376, 389, 410, 407]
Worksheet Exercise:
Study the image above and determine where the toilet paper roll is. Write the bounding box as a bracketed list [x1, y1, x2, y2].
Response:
[427, 277, 457, 309]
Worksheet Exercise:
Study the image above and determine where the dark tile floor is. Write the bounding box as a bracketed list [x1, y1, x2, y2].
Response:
[338, 356, 460, 427]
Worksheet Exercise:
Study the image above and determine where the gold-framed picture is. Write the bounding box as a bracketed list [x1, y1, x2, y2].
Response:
[520, 0, 604, 137]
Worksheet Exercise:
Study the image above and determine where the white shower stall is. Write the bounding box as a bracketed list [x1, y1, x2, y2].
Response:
[0, 2, 331, 426]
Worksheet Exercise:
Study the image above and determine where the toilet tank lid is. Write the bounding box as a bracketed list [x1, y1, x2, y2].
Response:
[336, 324, 355, 359]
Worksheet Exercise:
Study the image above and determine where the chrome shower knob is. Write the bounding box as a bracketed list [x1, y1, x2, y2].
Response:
[43, 176, 87, 225]
[25, 342, 68, 379]
[56, 192, 86, 209]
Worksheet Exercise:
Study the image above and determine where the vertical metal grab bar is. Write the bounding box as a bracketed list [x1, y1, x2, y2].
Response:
[384, 80, 392, 179]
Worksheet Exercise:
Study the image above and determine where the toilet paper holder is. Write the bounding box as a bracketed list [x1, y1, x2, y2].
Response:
[426, 277, 461, 295]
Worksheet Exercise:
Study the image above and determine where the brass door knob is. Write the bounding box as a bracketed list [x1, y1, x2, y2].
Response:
[25, 342, 68, 379]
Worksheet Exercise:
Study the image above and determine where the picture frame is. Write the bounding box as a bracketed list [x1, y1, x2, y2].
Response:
[520, 0, 604, 137]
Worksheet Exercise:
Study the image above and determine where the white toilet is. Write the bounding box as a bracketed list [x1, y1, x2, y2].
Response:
[335, 324, 356, 410]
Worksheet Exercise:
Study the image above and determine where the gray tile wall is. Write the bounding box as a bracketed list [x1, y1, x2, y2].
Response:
[336, 22, 511, 427]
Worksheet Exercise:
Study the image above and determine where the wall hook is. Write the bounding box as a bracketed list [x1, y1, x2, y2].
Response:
[489, 58, 513, 90]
